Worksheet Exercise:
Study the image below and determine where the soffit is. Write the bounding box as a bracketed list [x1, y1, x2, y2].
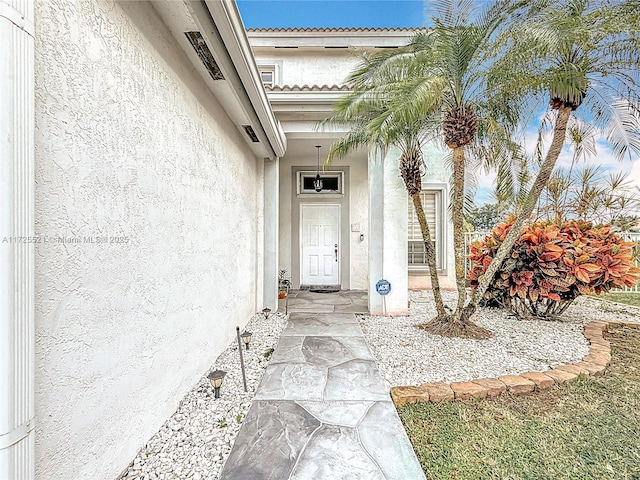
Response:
[151, 1, 285, 159]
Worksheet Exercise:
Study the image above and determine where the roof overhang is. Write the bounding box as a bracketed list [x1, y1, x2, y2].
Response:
[267, 88, 350, 122]
[152, 0, 286, 160]
[247, 27, 424, 49]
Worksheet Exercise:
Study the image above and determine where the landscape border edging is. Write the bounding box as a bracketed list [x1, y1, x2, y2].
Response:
[390, 320, 623, 407]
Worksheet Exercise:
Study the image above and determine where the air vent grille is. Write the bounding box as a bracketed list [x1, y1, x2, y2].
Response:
[243, 125, 260, 143]
[185, 31, 224, 81]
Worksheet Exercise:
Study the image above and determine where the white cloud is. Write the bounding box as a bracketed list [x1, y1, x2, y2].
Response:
[474, 124, 640, 206]
[626, 158, 640, 190]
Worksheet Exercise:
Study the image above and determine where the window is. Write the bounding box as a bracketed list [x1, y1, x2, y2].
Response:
[408, 190, 443, 270]
[260, 70, 274, 87]
[297, 171, 344, 194]
[257, 62, 281, 88]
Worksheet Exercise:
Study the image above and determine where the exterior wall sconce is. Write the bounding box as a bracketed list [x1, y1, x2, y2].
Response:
[241, 331, 252, 350]
[207, 369, 226, 399]
[262, 307, 271, 319]
[313, 145, 323, 192]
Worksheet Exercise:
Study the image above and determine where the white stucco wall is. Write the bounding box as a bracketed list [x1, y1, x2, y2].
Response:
[33, 1, 262, 479]
[278, 159, 294, 278]
[348, 157, 369, 290]
[254, 49, 360, 86]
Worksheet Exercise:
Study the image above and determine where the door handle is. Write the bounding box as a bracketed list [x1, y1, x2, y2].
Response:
[334, 243, 338, 262]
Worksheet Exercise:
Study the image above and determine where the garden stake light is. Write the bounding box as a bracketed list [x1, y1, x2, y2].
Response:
[262, 307, 271, 319]
[207, 369, 226, 399]
[241, 331, 252, 350]
[236, 326, 248, 392]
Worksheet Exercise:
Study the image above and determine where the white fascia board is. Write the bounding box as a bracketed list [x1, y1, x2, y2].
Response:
[282, 121, 352, 135]
[247, 30, 417, 48]
[267, 90, 349, 105]
[201, 0, 286, 159]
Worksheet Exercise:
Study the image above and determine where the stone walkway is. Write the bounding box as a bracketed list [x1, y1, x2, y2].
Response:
[219, 290, 426, 480]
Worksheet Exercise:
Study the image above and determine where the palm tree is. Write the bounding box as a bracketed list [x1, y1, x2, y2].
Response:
[321, 75, 450, 320]
[324, 0, 532, 338]
[466, 0, 640, 315]
[371, 0, 534, 337]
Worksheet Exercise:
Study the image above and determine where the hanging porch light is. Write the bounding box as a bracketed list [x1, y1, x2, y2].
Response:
[313, 145, 323, 192]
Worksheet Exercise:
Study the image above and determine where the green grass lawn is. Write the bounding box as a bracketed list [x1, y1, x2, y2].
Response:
[594, 292, 640, 308]
[399, 323, 640, 480]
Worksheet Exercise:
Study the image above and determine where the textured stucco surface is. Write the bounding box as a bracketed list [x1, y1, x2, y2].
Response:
[33, 1, 262, 479]
[255, 49, 358, 86]
[348, 158, 369, 290]
[368, 148, 409, 315]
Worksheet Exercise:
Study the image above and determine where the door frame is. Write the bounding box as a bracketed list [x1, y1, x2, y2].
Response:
[290, 166, 350, 289]
[300, 203, 341, 286]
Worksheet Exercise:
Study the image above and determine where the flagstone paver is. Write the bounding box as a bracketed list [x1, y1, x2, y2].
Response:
[219, 290, 426, 480]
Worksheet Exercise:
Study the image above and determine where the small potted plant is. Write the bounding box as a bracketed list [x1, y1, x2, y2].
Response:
[278, 268, 291, 299]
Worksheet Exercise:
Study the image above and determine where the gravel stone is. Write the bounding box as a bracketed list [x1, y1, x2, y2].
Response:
[359, 290, 639, 388]
[118, 311, 288, 480]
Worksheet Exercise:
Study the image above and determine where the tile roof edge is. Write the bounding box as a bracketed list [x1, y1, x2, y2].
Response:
[247, 27, 425, 33]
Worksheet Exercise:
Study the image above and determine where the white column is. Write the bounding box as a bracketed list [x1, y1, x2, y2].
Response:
[0, 1, 35, 479]
[368, 149, 408, 316]
[263, 158, 279, 311]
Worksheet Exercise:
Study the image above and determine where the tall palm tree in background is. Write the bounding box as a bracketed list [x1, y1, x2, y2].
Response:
[321, 70, 450, 319]
[467, 0, 640, 315]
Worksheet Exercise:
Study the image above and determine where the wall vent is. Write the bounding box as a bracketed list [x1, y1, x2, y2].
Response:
[243, 125, 260, 143]
[185, 31, 224, 81]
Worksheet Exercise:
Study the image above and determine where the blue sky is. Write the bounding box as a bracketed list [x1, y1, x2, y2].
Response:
[237, 0, 640, 209]
[237, 0, 427, 28]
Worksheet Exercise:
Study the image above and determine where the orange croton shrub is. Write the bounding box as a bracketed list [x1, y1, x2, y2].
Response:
[468, 218, 640, 319]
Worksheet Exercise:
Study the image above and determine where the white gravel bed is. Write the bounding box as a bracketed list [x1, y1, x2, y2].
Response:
[119, 311, 288, 480]
[360, 290, 640, 388]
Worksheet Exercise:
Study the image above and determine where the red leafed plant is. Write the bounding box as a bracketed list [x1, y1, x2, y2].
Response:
[468, 217, 640, 319]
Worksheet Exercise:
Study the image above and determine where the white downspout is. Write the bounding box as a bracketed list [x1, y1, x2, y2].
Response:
[0, 1, 35, 479]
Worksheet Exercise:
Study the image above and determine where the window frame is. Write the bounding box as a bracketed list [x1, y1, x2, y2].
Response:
[256, 61, 282, 88]
[408, 186, 447, 273]
[296, 171, 345, 196]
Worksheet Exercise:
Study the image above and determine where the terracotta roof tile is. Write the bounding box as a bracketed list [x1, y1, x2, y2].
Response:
[266, 84, 351, 92]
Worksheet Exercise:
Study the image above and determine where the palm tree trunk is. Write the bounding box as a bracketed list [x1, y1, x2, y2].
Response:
[451, 146, 468, 322]
[410, 192, 447, 318]
[465, 106, 573, 317]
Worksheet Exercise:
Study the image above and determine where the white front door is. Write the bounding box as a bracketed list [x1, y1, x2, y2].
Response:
[301, 204, 340, 285]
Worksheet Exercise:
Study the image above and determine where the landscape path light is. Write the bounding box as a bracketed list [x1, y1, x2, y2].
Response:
[207, 369, 226, 399]
[262, 307, 271, 319]
[241, 331, 252, 350]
